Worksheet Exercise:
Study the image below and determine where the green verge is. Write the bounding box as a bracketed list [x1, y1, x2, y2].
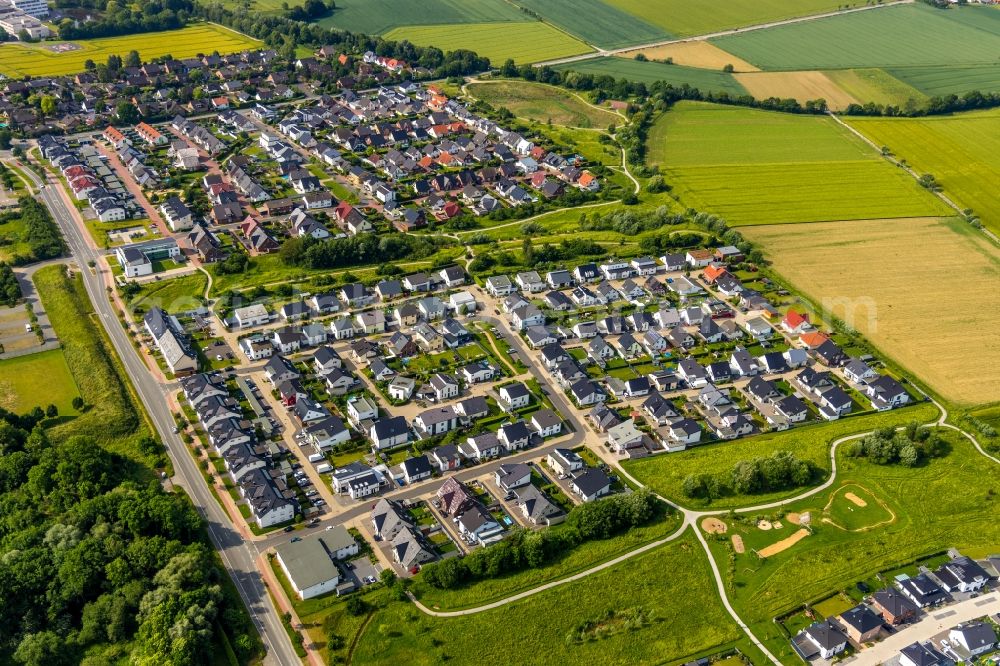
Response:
[707, 430, 1000, 662]
[624, 401, 939, 510]
[352, 532, 743, 665]
[410, 512, 682, 611]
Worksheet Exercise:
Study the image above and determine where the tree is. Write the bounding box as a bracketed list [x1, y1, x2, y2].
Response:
[125, 49, 141, 68]
[45, 404, 57, 418]
[72, 396, 84, 411]
[344, 595, 368, 616]
[115, 101, 140, 125]
[0, 128, 12, 149]
[14, 631, 71, 666]
[39, 95, 57, 117]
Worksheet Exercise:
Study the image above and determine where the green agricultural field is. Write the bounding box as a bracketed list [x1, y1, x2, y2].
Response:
[847, 109, 1000, 236]
[315, 0, 528, 34]
[0, 23, 262, 78]
[709, 432, 1000, 661]
[352, 533, 743, 665]
[466, 81, 621, 128]
[515, 0, 667, 50]
[554, 58, 748, 95]
[0, 348, 81, 417]
[383, 22, 592, 65]
[887, 63, 1000, 97]
[606, 0, 845, 37]
[712, 4, 1000, 72]
[824, 68, 928, 107]
[647, 101, 949, 225]
[623, 402, 938, 510]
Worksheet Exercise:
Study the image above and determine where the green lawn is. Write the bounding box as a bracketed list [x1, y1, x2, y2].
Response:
[0, 216, 29, 262]
[712, 4, 1000, 71]
[131, 272, 208, 317]
[353, 533, 743, 665]
[315, 0, 528, 33]
[647, 101, 950, 225]
[515, 0, 667, 49]
[623, 401, 939, 510]
[846, 108, 1000, 236]
[709, 431, 1000, 662]
[466, 81, 620, 128]
[0, 348, 80, 417]
[411, 513, 681, 610]
[0, 23, 262, 77]
[555, 58, 748, 95]
[608, 0, 845, 38]
[383, 22, 592, 65]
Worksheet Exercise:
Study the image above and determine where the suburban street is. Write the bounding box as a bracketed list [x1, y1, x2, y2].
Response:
[23, 164, 300, 666]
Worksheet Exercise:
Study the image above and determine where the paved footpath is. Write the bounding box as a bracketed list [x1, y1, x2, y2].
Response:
[846, 590, 1000, 665]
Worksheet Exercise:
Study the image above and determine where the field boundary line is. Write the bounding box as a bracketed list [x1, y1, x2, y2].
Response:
[830, 112, 1000, 245]
[533, 0, 914, 67]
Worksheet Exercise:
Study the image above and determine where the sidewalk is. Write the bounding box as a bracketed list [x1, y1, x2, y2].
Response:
[258, 553, 325, 666]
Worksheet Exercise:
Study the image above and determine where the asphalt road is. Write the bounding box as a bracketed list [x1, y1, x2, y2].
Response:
[30, 170, 298, 666]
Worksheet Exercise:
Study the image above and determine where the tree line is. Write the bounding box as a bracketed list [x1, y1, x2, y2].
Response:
[683, 450, 819, 500]
[0, 262, 20, 306]
[844, 422, 949, 467]
[0, 405, 260, 665]
[1, 195, 64, 266]
[276, 232, 453, 271]
[420, 491, 666, 589]
[56, 0, 195, 40]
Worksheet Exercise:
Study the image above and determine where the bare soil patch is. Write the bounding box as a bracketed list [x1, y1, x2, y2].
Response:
[732, 534, 745, 554]
[786, 513, 801, 525]
[734, 71, 860, 111]
[617, 41, 759, 72]
[844, 492, 867, 508]
[758, 528, 810, 558]
[701, 517, 728, 534]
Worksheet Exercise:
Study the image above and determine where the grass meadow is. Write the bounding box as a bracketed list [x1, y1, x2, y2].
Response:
[466, 81, 621, 128]
[604, 0, 845, 38]
[515, 0, 667, 49]
[0, 348, 81, 417]
[647, 101, 949, 225]
[623, 402, 939, 510]
[708, 431, 1000, 661]
[131, 272, 208, 317]
[555, 58, 748, 95]
[744, 217, 1000, 406]
[887, 63, 1000, 97]
[383, 22, 592, 64]
[0, 23, 261, 77]
[824, 68, 929, 107]
[352, 533, 743, 665]
[712, 4, 1000, 71]
[315, 0, 527, 34]
[847, 108, 1000, 236]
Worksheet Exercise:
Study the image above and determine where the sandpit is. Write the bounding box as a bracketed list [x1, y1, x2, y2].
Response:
[732, 535, 745, 554]
[845, 492, 868, 508]
[701, 517, 728, 534]
[757, 519, 773, 531]
[786, 513, 801, 525]
[773, 521, 783, 530]
[758, 528, 810, 558]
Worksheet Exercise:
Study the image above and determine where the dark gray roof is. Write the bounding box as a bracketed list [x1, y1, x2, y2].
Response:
[572, 468, 611, 496]
[401, 455, 432, 478]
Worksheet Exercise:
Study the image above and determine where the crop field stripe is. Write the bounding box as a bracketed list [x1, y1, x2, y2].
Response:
[823, 68, 928, 107]
[315, 0, 529, 35]
[887, 63, 1000, 97]
[600, 0, 845, 38]
[616, 42, 760, 73]
[744, 217, 1000, 405]
[846, 109, 1000, 236]
[554, 58, 748, 96]
[711, 4, 1000, 71]
[383, 22, 592, 65]
[0, 23, 261, 77]
[733, 71, 859, 111]
[514, 0, 669, 50]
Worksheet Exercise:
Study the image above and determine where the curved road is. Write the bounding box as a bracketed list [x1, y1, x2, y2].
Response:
[23, 165, 299, 666]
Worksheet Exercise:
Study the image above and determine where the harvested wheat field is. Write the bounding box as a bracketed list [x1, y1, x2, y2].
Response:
[701, 517, 728, 534]
[618, 41, 759, 72]
[745, 217, 1000, 405]
[734, 71, 859, 110]
[758, 528, 810, 558]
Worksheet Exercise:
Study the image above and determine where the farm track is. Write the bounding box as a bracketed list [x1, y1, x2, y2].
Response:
[405, 391, 994, 666]
[533, 0, 913, 67]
